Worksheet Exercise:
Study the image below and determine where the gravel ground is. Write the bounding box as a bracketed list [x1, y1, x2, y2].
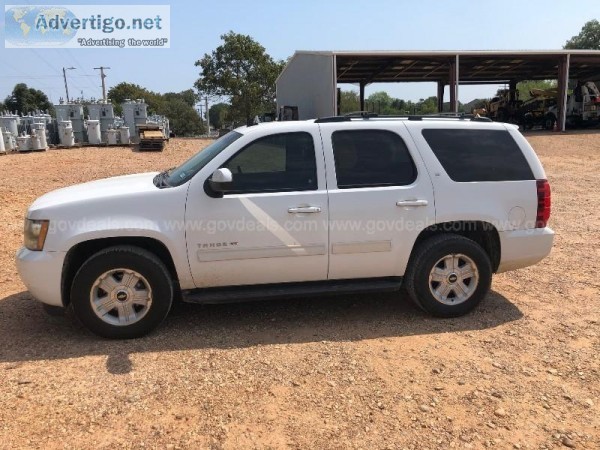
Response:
[0, 135, 598, 449]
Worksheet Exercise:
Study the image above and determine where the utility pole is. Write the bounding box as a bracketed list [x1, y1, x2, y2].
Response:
[94, 66, 111, 102]
[205, 96, 210, 134]
[62, 67, 76, 103]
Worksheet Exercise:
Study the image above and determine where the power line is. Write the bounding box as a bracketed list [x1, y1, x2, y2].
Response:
[0, 75, 97, 79]
[63, 49, 100, 94]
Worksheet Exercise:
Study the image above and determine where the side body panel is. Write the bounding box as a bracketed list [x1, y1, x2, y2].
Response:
[319, 121, 436, 279]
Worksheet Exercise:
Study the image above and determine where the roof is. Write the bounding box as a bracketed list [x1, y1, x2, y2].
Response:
[290, 50, 600, 84]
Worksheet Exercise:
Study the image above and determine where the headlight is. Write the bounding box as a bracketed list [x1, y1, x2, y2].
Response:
[24, 219, 49, 251]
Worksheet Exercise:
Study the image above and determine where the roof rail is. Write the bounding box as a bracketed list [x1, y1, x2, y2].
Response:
[343, 111, 379, 118]
[315, 113, 492, 123]
[314, 116, 352, 123]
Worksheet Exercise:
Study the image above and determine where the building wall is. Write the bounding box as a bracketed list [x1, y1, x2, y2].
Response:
[276, 53, 336, 120]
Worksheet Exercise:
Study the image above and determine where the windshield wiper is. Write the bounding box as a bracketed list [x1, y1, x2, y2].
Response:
[153, 167, 175, 188]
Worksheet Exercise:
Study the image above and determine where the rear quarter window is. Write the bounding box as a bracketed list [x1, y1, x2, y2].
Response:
[421, 129, 534, 182]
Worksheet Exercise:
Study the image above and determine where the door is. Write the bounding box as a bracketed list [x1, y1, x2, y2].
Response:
[319, 122, 435, 279]
[185, 128, 329, 288]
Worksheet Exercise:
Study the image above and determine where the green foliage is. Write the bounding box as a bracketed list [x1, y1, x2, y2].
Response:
[417, 97, 438, 114]
[2, 83, 54, 115]
[365, 91, 395, 114]
[107, 82, 162, 116]
[338, 90, 360, 114]
[209, 102, 231, 129]
[340, 90, 444, 115]
[164, 89, 197, 108]
[195, 31, 285, 123]
[160, 98, 204, 136]
[108, 82, 204, 136]
[565, 19, 600, 49]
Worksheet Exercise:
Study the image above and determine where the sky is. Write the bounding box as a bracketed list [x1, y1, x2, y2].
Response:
[0, 0, 597, 109]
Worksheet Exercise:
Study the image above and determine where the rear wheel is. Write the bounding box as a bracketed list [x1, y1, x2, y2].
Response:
[70, 245, 173, 338]
[404, 235, 492, 317]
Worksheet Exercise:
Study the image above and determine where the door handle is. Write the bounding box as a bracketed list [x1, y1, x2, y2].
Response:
[288, 206, 321, 214]
[396, 199, 428, 207]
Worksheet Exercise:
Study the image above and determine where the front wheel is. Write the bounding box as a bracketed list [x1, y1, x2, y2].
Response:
[404, 235, 492, 317]
[70, 246, 173, 338]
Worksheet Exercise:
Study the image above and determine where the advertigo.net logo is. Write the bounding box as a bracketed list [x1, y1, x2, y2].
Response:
[5, 5, 170, 48]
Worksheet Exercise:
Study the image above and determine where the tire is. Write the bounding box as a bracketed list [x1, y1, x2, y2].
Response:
[70, 245, 173, 339]
[404, 235, 492, 317]
[544, 114, 556, 130]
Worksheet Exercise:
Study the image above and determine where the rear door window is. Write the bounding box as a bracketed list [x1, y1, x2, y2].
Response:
[331, 129, 417, 188]
[421, 129, 534, 182]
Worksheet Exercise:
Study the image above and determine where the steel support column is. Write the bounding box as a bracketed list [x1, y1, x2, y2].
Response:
[449, 61, 457, 112]
[557, 54, 570, 132]
[509, 80, 517, 102]
[359, 82, 365, 112]
[455, 55, 460, 112]
[437, 82, 445, 112]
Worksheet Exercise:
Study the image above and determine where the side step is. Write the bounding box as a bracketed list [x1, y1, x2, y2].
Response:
[181, 277, 402, 305]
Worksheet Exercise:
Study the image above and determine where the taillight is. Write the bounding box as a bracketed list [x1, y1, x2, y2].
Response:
[536, 179, 551, 228]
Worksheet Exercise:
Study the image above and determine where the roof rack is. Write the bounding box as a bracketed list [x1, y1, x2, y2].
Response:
[315, 113, 492, 123]
[343, 111, 379, 118]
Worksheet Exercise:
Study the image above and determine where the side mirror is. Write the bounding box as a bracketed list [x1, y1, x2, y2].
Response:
[208, 168, 233, 194]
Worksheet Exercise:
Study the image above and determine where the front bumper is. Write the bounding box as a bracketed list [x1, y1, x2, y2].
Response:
[15, 247, 66, 306]
[496, 227, 554, 273]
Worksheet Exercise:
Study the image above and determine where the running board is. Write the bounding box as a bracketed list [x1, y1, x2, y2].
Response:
[181, 277, 402, 305]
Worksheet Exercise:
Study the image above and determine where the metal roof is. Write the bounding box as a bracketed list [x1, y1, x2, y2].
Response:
[291, 50, 600, 84]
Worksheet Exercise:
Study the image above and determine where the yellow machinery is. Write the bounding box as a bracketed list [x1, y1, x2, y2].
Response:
[138, 124, 167, 151]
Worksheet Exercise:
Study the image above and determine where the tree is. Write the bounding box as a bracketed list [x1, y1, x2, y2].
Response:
[366, 91, 394, 114]
[416, 96, 438, 114]
[107, 82, 162, 116]
[195, 31, 285, 124]
[2, 83, 53, 115]
[338, 90, 360, 114]
[107, 82, 205, 136]
[565, 19, 600, 49]
[391, 98, 408, 113]
[160, 98, 204, 136]
[164, 89, 197, 108]
[209, 102, 231, 129]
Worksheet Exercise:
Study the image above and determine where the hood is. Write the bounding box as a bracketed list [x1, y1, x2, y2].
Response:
[28, 172, 159, 214]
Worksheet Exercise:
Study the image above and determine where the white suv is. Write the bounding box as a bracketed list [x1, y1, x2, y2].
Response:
[16, 115, 554, 338]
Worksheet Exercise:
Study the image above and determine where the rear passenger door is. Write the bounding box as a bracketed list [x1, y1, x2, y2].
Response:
[319, 122, 435, 279]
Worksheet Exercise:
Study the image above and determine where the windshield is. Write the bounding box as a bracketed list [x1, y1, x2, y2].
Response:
[166, 131, 243, 186]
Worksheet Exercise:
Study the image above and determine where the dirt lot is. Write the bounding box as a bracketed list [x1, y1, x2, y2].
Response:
[0, 134, 598, 449]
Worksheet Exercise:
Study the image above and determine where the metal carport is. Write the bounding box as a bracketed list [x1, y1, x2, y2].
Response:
[276, 50, 600, 131]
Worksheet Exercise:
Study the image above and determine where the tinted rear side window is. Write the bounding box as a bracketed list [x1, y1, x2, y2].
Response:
[421, 129, 534, 182]
[332, 130, 417, 188]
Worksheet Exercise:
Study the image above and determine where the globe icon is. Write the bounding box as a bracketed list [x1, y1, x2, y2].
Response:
[5, 6, 78, 46]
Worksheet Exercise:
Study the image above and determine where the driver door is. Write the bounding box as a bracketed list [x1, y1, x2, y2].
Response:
[184, 129, 329, 288]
